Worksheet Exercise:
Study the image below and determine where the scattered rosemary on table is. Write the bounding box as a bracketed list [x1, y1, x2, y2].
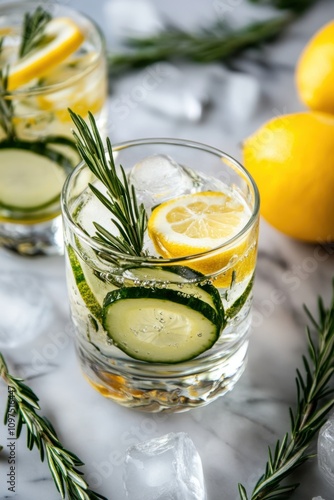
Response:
[0, 353, 107, 500]
[69, 109, 147, 257]
[239, 280, 334, 499]
[1, 283, 334, 499]
[108, 0, 319, 75]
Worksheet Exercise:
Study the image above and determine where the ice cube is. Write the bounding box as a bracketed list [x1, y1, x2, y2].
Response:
[318, 418, 334, 487]
[104, 0, 162, 40]
[312, 497, 326, 500]
[123, 432, 206, 500]
[0, 271, 54, 348]
[140, 63, 210, 122]
[128, 154, 195, 209]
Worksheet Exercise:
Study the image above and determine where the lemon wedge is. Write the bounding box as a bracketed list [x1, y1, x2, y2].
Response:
[148, 191, 257, 287]
[7, 17, 84, 90]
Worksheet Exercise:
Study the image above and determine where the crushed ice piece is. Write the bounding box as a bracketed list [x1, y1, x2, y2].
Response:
[123, 432, 206, 499]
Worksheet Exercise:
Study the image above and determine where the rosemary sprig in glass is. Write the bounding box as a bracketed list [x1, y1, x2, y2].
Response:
[19, 6, 52, 58]
[239, 280, 334, 499]
[69, 110, 147, 257]
[0, 66, 15, 139]
[0, 7, 77, 168]
[0, 352, 107, 500]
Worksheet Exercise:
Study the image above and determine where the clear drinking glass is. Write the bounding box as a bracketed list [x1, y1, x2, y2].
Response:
[0, 1, 108, 255]
[62, 139, 259, 413]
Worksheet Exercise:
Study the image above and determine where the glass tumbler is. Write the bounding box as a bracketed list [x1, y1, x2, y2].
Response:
[62, 138, 259, 413]
[0, 1, 108, 255]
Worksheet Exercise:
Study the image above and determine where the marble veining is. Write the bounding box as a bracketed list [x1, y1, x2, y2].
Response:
[1, 0, 334, 499]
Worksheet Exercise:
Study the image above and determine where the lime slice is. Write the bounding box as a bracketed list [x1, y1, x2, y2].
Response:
[0, 147, 68, 212]
[103, 287, 221, 363]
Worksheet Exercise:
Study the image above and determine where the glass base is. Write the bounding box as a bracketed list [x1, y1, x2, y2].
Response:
[0, 215, 64, 256]
[76, 337, 249, 413]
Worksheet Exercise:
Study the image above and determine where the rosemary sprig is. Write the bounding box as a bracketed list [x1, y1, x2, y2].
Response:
[19, 6, 52, 58]
[69, 109, 147, 256]
[0, 352, 108, 500]
[249, 0, 318, 14]
[239, 280, 334, 499]
[0, 39, 15, 139]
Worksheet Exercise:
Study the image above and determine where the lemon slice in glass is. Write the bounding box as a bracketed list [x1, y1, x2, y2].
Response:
[148, 191, 256, 287]
[7, 17, 84, 90]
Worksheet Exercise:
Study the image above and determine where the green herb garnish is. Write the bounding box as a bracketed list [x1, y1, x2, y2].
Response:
[19, 6, 52, 58]
[69, 110, 147, 256]
[0, 7, 77, 169]
[0, 353, 107, 500]
[239, 280, 334, 499]
[108, 0, 318, 75]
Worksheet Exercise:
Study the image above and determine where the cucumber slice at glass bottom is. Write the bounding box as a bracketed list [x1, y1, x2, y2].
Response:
[102, 287, 221, 363]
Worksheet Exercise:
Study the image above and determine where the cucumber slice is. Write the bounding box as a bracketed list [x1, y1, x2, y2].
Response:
[102, 287, 221, 363]
[226, 274, 254, 320]
[0, 138, 76, 212]
[67, 245, 102, 321]
[123, 265, 224, 323]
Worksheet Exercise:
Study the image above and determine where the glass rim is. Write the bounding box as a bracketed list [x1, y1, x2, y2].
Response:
[0, 0, 106, 97]
[61, 137, 260, 264]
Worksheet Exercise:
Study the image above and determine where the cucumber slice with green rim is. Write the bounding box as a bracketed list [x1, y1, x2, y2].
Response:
[67, 245, 102, 321]
[226, 274, 254, 320]
[102, 286, 222, 363]
[123, 265, 224, 323]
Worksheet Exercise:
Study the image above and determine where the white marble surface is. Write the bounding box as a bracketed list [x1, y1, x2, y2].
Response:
[1, 0, 334, 499]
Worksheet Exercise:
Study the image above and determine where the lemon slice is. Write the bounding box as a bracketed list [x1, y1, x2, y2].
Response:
[7, 17, 84, 90]
[148, 191, 257, 287]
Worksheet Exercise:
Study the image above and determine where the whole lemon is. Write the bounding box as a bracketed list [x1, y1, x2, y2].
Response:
[296, 21, 334, 113]
[242, 112, 334, 242]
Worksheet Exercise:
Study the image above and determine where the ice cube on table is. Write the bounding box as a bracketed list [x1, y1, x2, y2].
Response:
[123, 432, 206, 500]
[0, 271, 53, 348]
[128, 154, 195, 209]
[312, 497, 326, 499]
[318, 418, 334, 487]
